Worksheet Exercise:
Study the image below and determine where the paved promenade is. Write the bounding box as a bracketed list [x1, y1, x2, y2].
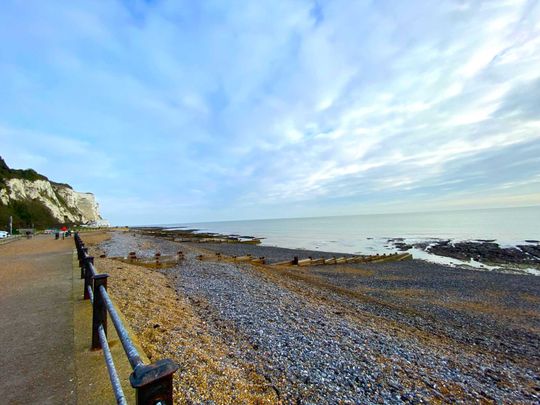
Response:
[0, 236, 76, 404]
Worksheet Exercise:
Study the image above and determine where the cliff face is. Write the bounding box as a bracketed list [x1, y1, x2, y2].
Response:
[0, 157, 104, 228]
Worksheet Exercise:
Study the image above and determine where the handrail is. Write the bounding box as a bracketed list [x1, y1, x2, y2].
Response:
[100, 285, 144, 370]
[74, 232, 178, 404]
[87, 285, 94, 303]
[98, 324, 128, 405]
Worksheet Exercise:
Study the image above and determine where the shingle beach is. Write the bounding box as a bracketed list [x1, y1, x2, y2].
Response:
[95, 231, 540, 404]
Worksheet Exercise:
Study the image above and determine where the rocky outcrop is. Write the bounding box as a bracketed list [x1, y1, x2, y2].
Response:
[426, 240, 540, 266]
[0, 157, 104, 226]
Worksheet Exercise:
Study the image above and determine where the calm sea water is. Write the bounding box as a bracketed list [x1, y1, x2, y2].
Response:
[166, 206, 540, 272]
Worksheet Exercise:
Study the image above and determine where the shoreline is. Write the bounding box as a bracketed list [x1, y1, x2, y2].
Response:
[94, 230, 540, 403]
[134, 227, 540, 276]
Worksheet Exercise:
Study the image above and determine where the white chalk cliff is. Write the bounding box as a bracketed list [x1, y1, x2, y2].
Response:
[0, 178, 103, 224]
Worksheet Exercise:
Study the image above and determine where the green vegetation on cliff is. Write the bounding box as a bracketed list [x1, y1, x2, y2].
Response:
[0, 157, 71, 189]
[0, 200, 60, 230]
[0, 157, 73, 230]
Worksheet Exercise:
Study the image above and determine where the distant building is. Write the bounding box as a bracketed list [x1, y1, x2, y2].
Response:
[82, 219, 111, 228]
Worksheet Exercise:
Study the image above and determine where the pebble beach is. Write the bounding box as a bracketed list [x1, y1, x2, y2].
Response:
[95, 231, 539, 404]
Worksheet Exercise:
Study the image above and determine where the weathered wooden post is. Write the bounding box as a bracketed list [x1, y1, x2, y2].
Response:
[128, 251, 137, 262]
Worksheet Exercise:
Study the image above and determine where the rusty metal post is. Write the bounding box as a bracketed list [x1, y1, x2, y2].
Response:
[83, 256, 94, 300]
[130, 359, 179, 405]
[91, 273, 108, 350]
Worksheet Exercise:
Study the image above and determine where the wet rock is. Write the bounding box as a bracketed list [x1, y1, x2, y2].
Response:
[427, 241, 540, 265]
[394, 242, 413, 251]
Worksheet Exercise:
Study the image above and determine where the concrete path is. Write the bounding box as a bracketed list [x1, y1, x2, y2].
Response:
[0, 236, 76, 404]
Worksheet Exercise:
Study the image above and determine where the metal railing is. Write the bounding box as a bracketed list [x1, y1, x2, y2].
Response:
[74, 233, 178, 405]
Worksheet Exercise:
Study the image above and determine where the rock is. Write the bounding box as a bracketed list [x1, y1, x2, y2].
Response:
[393, 242, 413, 251]
[427, 241, 540, 265]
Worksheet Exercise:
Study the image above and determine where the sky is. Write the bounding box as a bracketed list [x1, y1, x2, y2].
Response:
[1, 0, 540, 225]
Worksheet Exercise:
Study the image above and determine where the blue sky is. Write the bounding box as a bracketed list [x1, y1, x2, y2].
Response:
[1, 0, 540, 225]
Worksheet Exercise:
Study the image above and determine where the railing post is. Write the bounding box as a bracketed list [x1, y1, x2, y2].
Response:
[80, 247, 89, 276]
[83, 256, 94, 300]
[77, 242, 85, 271]
[79, 243, 86, 279]
[130, 359, 178, 405]
[91, 274, 108, 350]
[80, 259, 85, 279]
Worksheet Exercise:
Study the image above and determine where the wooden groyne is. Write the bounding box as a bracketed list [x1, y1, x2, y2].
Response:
[101, 251, 185, 269]
[197, 251, 412, 267]
[102, 249, 412, 268]
[274, 252, 412, 267]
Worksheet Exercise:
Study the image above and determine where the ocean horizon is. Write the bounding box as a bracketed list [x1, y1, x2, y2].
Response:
[151, 205, 539, 273]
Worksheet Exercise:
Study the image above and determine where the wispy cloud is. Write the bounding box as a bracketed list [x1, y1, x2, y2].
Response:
[1, 0, 539, 224]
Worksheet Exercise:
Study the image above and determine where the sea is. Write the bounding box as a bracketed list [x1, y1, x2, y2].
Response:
[166, 206, 540, 273]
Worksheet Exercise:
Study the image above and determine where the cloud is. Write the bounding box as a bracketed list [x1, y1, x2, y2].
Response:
[1, 0, 539, 224]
